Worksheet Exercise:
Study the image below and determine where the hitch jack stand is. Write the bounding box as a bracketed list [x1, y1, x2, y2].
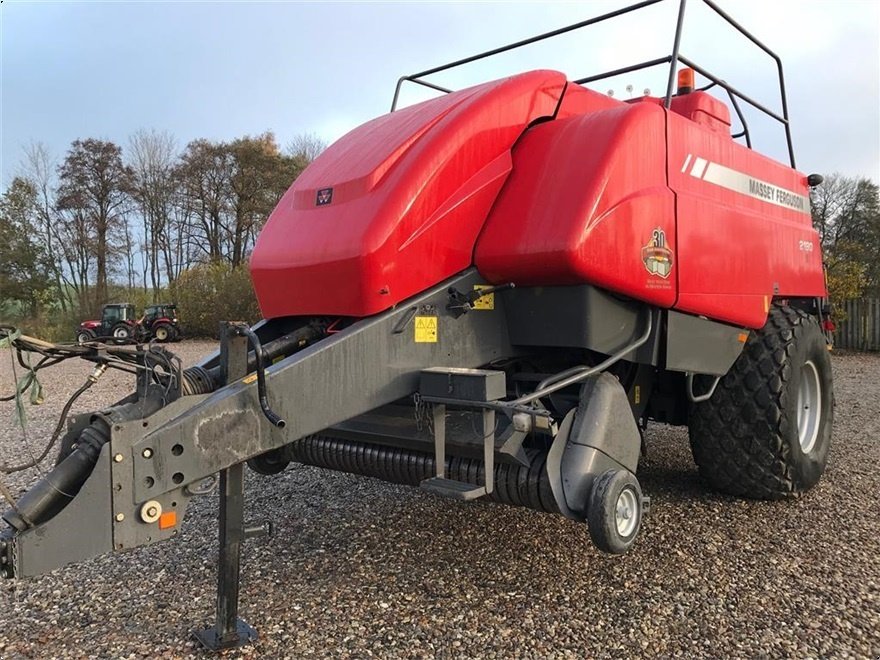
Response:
[193, 323, 261, 651]
[192, 464, 257, 651]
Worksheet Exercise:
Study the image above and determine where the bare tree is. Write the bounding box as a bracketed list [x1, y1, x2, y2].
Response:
[121, 210, 138, 290]
[54, 206, 93, 312]
[811, 173, 880, 300]
[56, 139, 133, 310]
[128, 129, 178, 297]
[285, 132, 326, 165]
[176, 139, 233, 263]
[20, 142, 71, 312]
[6, 128, 320, 327]
[164, 187, 194, 284]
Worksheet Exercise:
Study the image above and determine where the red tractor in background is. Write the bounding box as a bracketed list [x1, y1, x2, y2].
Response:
[75, 303, 138, 342]
[75, 303, 181, 343]
[140, 303, 182, 342]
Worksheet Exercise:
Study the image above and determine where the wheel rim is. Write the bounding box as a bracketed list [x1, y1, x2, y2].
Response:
[615, 487, 639, 538]
[114, 327, 128, 338]
[797, 360, 822, 453]
[156, 328, 168, 340]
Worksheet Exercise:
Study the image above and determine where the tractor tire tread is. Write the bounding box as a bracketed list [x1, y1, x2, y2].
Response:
[688, 305, 817, 500]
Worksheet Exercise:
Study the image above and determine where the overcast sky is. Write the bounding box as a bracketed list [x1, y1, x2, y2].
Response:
[1, 0, 878, 185]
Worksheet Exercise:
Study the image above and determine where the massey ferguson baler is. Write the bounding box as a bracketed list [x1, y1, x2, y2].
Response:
[0, 0, 833, 649]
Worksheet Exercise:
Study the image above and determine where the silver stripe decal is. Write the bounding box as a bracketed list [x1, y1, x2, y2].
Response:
[681, 154, 692, 173]
[689, 159, 811, 215]
[690, 157, 708, 179]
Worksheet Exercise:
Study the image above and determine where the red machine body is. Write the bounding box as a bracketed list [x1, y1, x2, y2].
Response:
[251, 71, 565, 318]
[0, 2, 837, 606]
[250, 70, 824, 329]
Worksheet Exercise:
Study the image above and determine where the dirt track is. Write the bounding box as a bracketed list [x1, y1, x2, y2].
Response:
[0, 341, 878, 658]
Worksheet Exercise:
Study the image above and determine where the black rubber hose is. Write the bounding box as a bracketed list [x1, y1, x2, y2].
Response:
[2, 419, 110, 531]
[0, 376, 95, 474]
[238, 327, 286, 429]
[202, 324, 322, 392]
[2, 391, 167, 532]
[2, 323, 317, 532]
[181, 365, 215, 396]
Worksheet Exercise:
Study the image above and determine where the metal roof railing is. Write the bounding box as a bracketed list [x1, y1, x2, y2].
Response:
[390, 0, 796, 168]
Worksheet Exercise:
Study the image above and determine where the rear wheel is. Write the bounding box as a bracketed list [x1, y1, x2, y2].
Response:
[688, 305, 833, 499]
[154, 323, 172, 342]
[112, 323, 131, 340]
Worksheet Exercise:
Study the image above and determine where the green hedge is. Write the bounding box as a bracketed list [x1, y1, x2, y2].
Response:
[172, 262, 262, 338]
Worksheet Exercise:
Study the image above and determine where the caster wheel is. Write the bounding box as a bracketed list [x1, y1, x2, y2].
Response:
[587, 469, 647, 554]
[247, 448, 290, 475]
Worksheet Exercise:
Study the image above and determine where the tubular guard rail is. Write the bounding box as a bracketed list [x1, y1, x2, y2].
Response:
[390, 0, 796, 167]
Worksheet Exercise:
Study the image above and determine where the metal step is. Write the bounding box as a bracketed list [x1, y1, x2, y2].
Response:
[420, 477, 487, 501]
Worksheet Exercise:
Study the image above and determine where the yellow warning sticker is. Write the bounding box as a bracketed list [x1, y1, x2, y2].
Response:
[472, 285, 494, 310]
[414, 316, 438, 343]
[242, 373, 258, 385]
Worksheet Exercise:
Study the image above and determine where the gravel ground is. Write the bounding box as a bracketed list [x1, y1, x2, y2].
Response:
[0, 340, 878, 659]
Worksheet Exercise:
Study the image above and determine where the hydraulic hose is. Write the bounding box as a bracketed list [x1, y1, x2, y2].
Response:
[0, 365, 105, 474]
[238, 326, 286, 429]
[2, 420, 110, 531]
[2, 323, 319, 532]
[2, 392, 166, 532]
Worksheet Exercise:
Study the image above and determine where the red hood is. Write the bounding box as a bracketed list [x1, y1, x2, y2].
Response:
[79, 320, 101, 329]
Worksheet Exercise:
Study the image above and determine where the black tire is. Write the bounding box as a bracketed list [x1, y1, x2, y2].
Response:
[587, 469, 644, 554]
[111, 323, 132, 340]
[689, 305, 833, 499]
[154, 323, 173, 343]
[76, 329, 95, 344]
[247, 448, 291, 475]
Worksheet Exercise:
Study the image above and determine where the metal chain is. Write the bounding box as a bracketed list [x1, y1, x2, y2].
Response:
[413, 393, 434, 434]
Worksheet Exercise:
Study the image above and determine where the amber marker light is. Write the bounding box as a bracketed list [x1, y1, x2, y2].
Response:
[677, 67, 695, 94]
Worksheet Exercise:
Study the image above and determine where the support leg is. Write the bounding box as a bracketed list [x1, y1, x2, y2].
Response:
[193, 323, 258, 650]
[193, 463, 257, 650]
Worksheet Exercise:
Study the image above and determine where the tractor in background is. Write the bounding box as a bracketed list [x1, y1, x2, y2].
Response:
[140, 303, 182, 342]
[75, 302, 181, 343]
[75, 303, 138, 343]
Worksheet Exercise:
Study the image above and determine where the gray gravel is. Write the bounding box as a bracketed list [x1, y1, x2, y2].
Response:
[0, 341, 878, 658]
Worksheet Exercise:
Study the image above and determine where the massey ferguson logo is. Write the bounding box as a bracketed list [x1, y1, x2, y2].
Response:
[316, 187, 333, 206]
